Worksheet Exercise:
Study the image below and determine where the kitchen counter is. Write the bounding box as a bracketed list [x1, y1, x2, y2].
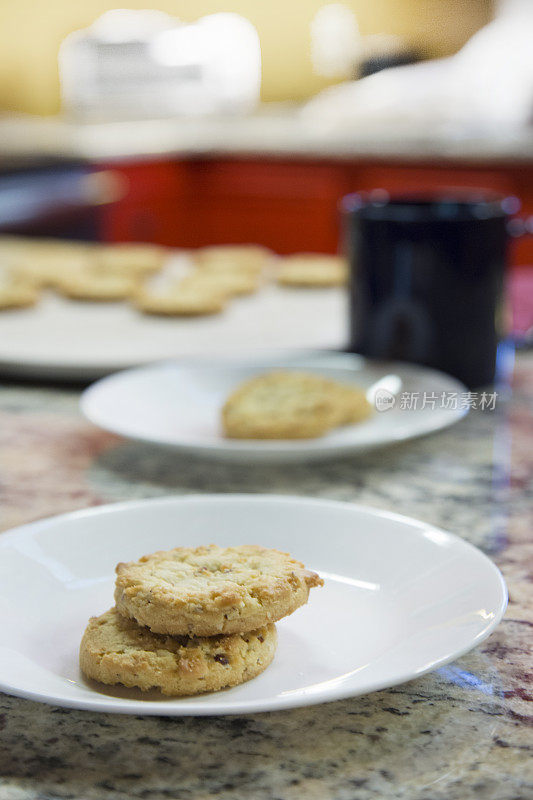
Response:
[1, 109, 533, 165]
[0, 354, 532, 800]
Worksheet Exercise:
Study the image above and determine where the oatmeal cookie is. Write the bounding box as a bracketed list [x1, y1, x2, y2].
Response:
[115, 544, 322, 635]
[80, 607, 276, 696]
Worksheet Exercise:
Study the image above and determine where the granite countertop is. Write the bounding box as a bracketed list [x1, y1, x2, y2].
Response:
[1, 109, 533, 165]
[0, 354, 532, 800]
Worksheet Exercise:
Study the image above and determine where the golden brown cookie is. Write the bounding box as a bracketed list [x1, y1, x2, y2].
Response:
[195, 245, 270, 275]
[133, 284, 227, 316]
[326, 381, 373, 425]
[276, 254, 348, 287]
[12, 248, 94, 289]
[0, 235, 36, 260]
[222, 370, 371, 439]
[55, 270, 138, 301]
[80, 608, 276, 696]
[180, 270, 259, 297]
[95, 243, 166, 277]
[115, 544, 323, 636]
[0, 268, 39, 310]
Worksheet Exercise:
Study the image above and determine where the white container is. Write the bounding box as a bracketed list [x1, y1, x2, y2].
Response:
[59, 10, 261, 119]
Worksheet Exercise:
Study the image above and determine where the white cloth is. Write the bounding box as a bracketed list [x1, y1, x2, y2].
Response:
[303, 9, 533, 130]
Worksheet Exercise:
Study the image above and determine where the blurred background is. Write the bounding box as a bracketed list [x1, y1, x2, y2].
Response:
[0, 0, 531, 342]
[0, 0, 495, 113]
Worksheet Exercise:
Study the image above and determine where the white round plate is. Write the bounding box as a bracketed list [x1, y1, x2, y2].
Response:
[81, 353, 468, 462]
[0, 281, 344, 381]
[0, 495, 506, 715]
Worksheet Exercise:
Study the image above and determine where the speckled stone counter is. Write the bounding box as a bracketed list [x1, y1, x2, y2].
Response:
[0, 356, 532, 800]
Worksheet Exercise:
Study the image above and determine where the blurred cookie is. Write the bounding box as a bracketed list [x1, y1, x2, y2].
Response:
[80, 607, 276, 696]
[95, 243, 166, 277]
[195, 245, 270, 275]
[222, 370, 371, 439]
[277, 254, 348, 287]
[56, 270, 138, 301]
[0, 267, 39, 310]
[115, 543, 322, 636]
[133, 283, 227, 316]
[12, 247, 94, 289]
[0, 235, 36, 260]
[180, 270, 259, 297]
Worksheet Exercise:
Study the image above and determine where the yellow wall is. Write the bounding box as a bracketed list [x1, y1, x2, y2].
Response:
[0, 0, 493, 115]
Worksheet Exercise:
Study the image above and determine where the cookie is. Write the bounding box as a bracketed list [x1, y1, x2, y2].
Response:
[133, 284, 226, 316]
[95, 244, 166, 277]
[55, 270, 138, 301]
[115, 544, 323, 636]
[0, 268, 39, 310]
[195, 245, 269, 275]
[80, 607, 276, 696]
[326, 381, 373, 425]
[12, 249, 94, 289]
[180, 270, 259, 297]
[222, 370, 371, 439]
[277, 254, 348, 287]
[0, 235, 37, 260]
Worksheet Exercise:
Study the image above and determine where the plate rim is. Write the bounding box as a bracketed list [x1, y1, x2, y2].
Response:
[80, 357, 469, 460]
[0, 494, 507, 716]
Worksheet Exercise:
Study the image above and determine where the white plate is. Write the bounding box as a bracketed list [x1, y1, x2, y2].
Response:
[0, 495, 506, 716]
[0, 281, 344, 381]
[81, 353, 468, 462]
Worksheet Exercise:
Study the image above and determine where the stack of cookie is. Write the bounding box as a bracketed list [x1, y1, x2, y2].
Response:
[80, 544, 323, 696]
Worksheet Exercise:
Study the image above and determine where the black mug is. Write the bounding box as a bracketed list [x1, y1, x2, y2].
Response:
[342, 190, 518, 388]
